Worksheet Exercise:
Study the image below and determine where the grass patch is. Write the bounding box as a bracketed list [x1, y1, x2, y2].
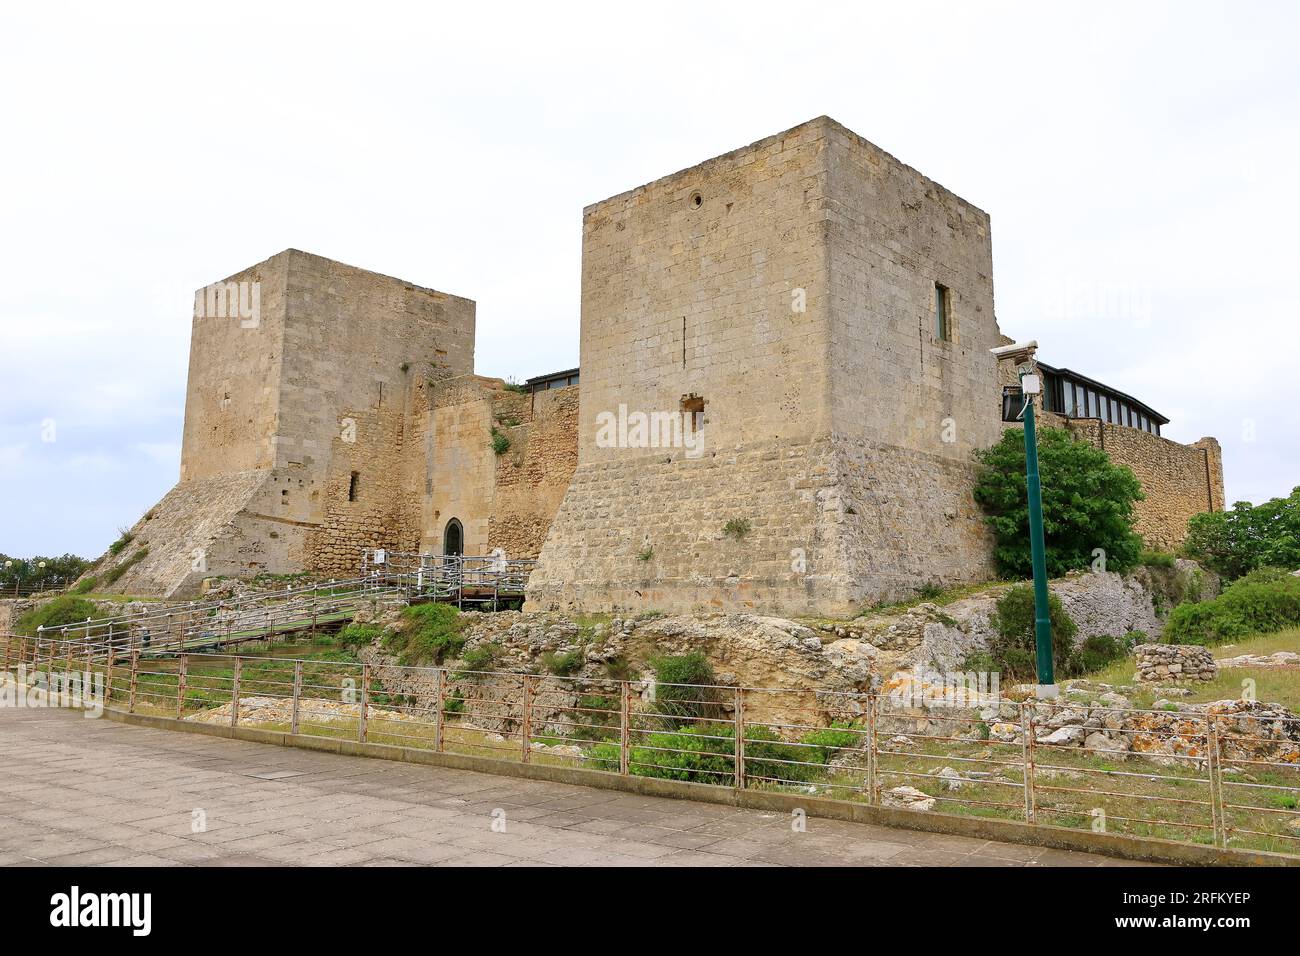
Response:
[107, 530, 134, 556]
[541, 647, 585, 676]
[14, 596, 100, 636]
[1088, 626, 1300, 712]
[337, 623, 381, 650]
[457, 642, 500, 675]
[381, 602, 466, 666]
[103, 547, 149, 586]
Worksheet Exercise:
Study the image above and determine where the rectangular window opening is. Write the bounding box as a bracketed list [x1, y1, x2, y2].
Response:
[348, 471, 359, 502]
[934, 283, 950, 341]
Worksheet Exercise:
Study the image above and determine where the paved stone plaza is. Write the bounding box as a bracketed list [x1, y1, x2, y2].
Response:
[0, 707, 1143, 867]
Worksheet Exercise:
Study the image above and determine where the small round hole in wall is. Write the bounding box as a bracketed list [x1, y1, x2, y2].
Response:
[689, 191, 703, 208]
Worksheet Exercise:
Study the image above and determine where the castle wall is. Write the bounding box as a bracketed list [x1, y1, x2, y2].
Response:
[275, 250, 475, 484]
[528, 118, 843, 615]
[418, 377, 580, 560]
[488, 385, 579, 557]
[179, 255, 288, 482]
[822, 122, 1002, 601]
[89, 470, 276, 596]
[1065, 419, 1223, 551]
[528, 116, 1004, 615]
[106, 250, 478, 593]
[264, 252, 475, 577]
[425, 376, 498, 557]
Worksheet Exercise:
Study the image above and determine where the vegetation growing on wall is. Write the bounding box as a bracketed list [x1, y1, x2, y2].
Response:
[103, 547, 149, 586]
[964, 584, 1078, 681]
[722, 518, 751, 540]
[338, 623, 381, 649]
[974, 427, 1144, 578]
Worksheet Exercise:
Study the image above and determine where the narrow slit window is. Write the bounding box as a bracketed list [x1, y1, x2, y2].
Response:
[934, 283, 950, 341]
[348, 472, 359, 502]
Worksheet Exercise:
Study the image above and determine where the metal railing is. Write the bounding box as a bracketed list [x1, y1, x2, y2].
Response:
[361, 550, 536, 609]
[4, 631, 1298, 857]
[32, 578, 405, 659]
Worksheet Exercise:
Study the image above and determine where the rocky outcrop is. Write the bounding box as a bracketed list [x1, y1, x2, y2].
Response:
[816, 560, 1217, 674]
[1218, 650, 1300, 670]
[352, 607, 880, 730]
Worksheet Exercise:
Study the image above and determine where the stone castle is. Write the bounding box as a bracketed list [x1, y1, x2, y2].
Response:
[97, 116, 1224, 615]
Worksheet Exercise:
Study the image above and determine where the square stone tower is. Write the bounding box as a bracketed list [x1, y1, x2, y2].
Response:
[108, 249, 476, 596]
[526, 116, 1003, 616]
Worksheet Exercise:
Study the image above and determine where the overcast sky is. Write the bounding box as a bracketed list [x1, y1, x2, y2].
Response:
[1, 0, 1296, 560]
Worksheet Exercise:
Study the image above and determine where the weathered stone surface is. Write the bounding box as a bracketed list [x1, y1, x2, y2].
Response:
[1133, 644, 1217, 684]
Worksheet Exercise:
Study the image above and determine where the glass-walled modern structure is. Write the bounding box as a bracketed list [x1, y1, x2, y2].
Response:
[1036, 362, 1168, 436]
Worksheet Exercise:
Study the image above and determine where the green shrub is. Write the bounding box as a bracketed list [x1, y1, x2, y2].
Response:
[1164, 572, 1300, 645]
[490, 427, 511, 455]
[1066, 634, 1130, 674]
[382, 602, 466, 665]
[107, 530, 134, 556]
[457, 642, 500, 674]
[563, 694, 620, 744]
[973, 427, 1144, 578]
[15, 596, 100, 636]
[443, 693, 465, 715]
[722, 518, 751, 540]
[337, 623, 380, 649]
[603, 655, 635, 682]
[71, 576, 97, 595]
[1140, 550, 1176, 569]
[590, 723, 837, 785]
[619, 724, 735, 783]
[745, 725, 825, 783]
[650, 652, 721, 721]
[986, 584, 1078, 681]
[541, 647, 585, 676]
[799, 722, 864, 763]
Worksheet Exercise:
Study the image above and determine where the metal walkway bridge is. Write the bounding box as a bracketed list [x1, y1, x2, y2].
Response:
[24, 552, 535, 662]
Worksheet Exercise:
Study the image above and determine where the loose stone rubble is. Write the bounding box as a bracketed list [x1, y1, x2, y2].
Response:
[1217, 650, 1300, 670]
[186, 695, 422, 727]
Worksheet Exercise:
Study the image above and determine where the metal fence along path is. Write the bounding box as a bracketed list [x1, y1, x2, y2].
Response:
[3, 630, 1298, 859]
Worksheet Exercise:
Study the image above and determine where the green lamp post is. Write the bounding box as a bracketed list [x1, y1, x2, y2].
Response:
[992, 341, 1056, 697]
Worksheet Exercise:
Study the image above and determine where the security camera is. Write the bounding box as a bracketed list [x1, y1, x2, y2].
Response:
[989, 340, 1038, 364]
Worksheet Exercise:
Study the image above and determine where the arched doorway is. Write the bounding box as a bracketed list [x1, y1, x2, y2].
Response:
[443, 518, 463, 557]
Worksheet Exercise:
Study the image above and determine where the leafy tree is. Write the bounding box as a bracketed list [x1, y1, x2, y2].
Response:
[973, 427, 1144, 578]
[1183, 487, 1300, 580]
[0, 553, 92, 592]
